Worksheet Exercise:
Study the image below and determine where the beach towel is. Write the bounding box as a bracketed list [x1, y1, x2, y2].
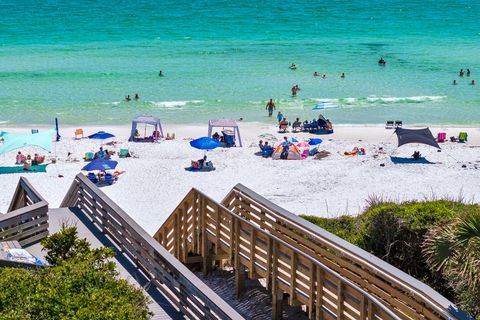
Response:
[0, 164, 49, 174]
[390, 156, 433, 165]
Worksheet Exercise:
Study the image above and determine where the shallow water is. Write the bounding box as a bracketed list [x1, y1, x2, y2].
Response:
[0, 0, 479, 125]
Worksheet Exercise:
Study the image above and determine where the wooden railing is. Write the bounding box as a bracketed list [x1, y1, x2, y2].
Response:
[154, 189, 402, 320]
[221, 184, 466, 320]
[60, 173, 243, 320]
[0, 178, 49, 246]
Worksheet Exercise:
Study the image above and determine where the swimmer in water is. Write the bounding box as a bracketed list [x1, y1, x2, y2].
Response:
[134, 93, 139, 100]
[471, 80, 475, 85]
[322, 74, 326, 79]
[340, 72, 345, 78]
[290, 63, 297, 70]
[159, 70, 164, 77]
[125, 95, 131, 102]
[467, 69, 471, 76]
[378, 57, 386, 65]
[291, 85, 297, 97]
[459, 69, 464, 77]
[313, 71, 319, 77]
[453, 80, 457, 85]
[295, 84, 300, 91]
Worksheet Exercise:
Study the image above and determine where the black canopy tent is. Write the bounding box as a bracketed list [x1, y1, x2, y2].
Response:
[395, 127, 440, 149]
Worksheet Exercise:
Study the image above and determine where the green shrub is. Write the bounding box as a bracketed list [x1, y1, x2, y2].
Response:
[0, 227, 151, 320]
[300, 215, 359, 243]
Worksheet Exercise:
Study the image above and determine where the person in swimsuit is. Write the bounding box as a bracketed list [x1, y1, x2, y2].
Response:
[291, 85, 297, 97]
[266, 99, 276, 116]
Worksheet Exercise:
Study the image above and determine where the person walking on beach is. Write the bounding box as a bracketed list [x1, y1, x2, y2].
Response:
[291, 85, 298, 97]
[266, 99, 276, 117]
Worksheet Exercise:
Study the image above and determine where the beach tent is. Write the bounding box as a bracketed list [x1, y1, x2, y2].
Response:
[207, 118, 242, 147]
[395, 127, 440, 149]
[129, 115, 164, 142]
[0, 129, 55, 155]
[272, 144, 302, 160]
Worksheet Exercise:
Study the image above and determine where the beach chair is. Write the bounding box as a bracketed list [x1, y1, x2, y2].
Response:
[458, 132, 468, 143]
[104, 173, 114, 185]
[385, 121, 394, 129]
[309, 122, 319, 133]
[394, 121, 403, 128]
[31, 129, 39, 134]
[85, 152, 94, 161]
[75, 129, 84, 139]
[437, 132, 446, 143]
[119, 149, 130, 158]
[87, 172, 98, 184]
[223, 132, 235, 147]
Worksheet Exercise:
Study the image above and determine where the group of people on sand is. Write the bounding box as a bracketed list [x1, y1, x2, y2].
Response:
[94, 147, 113, 160]
[16, 152, 45, 170]
[275, 112, 333, 133]
[125, 93, 140, 102]
[453, 69, 475, 85]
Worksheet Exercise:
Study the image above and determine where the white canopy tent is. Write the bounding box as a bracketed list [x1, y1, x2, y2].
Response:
[129, 115, 164, 142]
[207, 118, 242, 147]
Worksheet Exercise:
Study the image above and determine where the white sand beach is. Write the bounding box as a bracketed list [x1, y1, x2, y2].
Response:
[1, 123, 479, 235]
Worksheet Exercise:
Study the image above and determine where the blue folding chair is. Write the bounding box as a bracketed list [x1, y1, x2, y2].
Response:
[105, 173, 114, 185]
[31, 129, 39, 134]
[87, 172, 98, 184]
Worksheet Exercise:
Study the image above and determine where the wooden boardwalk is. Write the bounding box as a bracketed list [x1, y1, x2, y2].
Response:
[27, 208, 184, 320]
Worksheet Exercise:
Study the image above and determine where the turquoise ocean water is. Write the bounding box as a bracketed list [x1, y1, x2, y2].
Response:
[0, 0, 479, 126]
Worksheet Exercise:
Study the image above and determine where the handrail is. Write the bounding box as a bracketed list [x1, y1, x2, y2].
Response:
[223, 183, 467, 320]
[1, 178, 49, 247]
[60, 173, 243, 320]
[155, 188, 402, 320]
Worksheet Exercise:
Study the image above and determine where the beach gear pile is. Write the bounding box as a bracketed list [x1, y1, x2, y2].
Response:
[342, 147, 366, 156]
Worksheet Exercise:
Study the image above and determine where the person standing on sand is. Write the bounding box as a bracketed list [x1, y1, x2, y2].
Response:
[266, 99, 276, 117]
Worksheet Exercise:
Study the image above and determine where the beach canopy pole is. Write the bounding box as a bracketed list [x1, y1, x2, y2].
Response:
[55, 117, 61, 141]
[207, 118, 243, 147]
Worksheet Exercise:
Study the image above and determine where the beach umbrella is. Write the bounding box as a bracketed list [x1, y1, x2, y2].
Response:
[313, 102, 338, 110]
[258, 133, 278, 141]
[190, 137, 221, 150]
[290, 137, 299, 143]
[309, 138, 323, 145]
[297, 142, 310, 148]
[88, 131, 115, 140]
[82, 159, 118, 171]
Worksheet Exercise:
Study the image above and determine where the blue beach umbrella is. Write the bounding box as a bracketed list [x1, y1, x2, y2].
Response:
[88, 131, 115, 140]
[82, 159, 118, 171]
[190, 137, 221, 150]
[290, 137, 299, 143]
[313, 102, 338, 110]
[309, 138, 323, 145]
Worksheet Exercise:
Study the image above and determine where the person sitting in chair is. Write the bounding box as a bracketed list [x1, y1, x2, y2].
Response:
[212, 132, 220, 141]
[258, 140, 264, 151]
[16, 152, 25, 165]
[279, 118, 289, 132]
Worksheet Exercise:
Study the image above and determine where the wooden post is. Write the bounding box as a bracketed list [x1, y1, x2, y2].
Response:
[266, 237, 273, 292]
[316, 268, 324, 320]
[336, 279, 344, 319]
[235, 264, 247, 298]
[360, 295, 367, 320]
[249, 228, 255, 279]
[272, 288, 283, 320]
[289, 250, 296, 305]
[308, 264, 316, 320]
[201, 195, 211, 275]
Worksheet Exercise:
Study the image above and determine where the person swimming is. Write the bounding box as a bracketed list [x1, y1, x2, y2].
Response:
[134, 93, 139, 100]
[340, 72, 345, 78]
[322, 74, 326, 79]
[159, 70, 164, 77]
[459, 69, 464, 77]
[471, 80, 475, 85]
[125, 95, 131, 102]
[291, 85, 297, 97]
[313, 71, 319, 77]
[453, 80, 457, 85]
[295, 84, 300, 91]
[378, 57, 386, 65]
[467, 69, 471, 76]
[289, 63, 297, 70]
